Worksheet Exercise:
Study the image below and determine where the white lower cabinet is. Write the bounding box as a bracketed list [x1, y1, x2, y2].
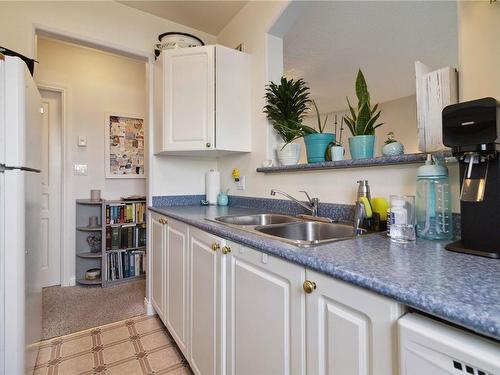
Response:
[305, 269, 404, 375]
[165, 218, 189, 357]
[188, 227, 226, 375]
[225, 241, 306, 375]
[150, 212, 167, 321]
[150, 220, 404, 375]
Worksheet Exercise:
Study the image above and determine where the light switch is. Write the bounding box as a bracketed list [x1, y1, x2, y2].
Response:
[236, 176, 245, 190]
[77, 135, 87, 147]
[74, 164, 88, 176]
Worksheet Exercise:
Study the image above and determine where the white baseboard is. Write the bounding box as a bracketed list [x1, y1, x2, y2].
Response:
[68, 276, 76, 287]
[144, 297, 155, 316]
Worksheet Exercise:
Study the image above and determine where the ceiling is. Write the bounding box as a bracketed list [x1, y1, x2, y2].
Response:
[283, 1, 458, 113]
[118, 1, 248, 35]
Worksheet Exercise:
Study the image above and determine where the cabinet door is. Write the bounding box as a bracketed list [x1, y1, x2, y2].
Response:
[163, 46, 215, 151]
[226, 243, 306, 375]
[188, 227, 225, 375]
[165, 218, 189, 357]
[306, 270, 404, 375]
[150, 213, 166, 321]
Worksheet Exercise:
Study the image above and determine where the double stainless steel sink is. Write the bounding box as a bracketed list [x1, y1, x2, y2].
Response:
[213, 214, 363, 247]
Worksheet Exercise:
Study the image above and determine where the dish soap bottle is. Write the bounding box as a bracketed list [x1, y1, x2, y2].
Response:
[416, 155, 453, 240]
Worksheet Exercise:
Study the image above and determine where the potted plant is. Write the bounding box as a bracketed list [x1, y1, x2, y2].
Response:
[264, 77, 311, 165]
[303, 100, 336, 163]
[382, 131, 404, 156]
[344, 69, 383, 159]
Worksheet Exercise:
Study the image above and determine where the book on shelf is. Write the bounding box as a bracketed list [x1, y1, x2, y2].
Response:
[105, 224, 146, 250]
[106, 202, 146, 225]
[106, 250, 145, 281]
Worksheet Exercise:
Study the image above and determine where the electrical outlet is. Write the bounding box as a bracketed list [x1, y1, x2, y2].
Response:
[77, 135, 87, 147]
[74, 164, 88, 176]
[236, 176, 245, 190]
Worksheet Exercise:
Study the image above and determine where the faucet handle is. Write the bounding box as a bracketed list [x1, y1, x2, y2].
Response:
[299, 190, 314, 203]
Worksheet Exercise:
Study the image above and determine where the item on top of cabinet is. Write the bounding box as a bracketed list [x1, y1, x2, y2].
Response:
[389, 195, 416, 243]
[344, 69, 383, 159]
[416, 155, 453, 240]
[382, 132, 405, 156]
[205, 169, 220, 205]
[90, 189, 101, 201]
[442, 98, 500, 258]
[264, 77, 312, 166]
[154, 32, 204, 59]
[85, 268, 101, 280]
[303, 100, 335, 163]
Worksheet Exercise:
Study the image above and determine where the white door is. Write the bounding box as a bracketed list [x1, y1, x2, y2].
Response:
[188, 227, 225, 375]
[150, 213, 166, 320]
[165, 218, 189, 357]
[226, 242, 306, 375]
[163, 46, 215, 151]
[305, 269, 404, 375]
[39, 89, 62, 287]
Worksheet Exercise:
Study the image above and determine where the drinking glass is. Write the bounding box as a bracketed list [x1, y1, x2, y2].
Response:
[389, 195, 416, 243]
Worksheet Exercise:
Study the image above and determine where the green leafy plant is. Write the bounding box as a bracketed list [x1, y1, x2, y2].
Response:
[307, 100, 328, 133]
[384, 131, 397, 145]
[344, 69, 383, 136]
[263, 77, 312, 144]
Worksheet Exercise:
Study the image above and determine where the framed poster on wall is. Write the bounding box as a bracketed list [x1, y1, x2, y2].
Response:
[105, 113, 145, 178]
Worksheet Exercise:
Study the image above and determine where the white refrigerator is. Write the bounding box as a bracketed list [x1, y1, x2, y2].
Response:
[0, 55, 43, 374]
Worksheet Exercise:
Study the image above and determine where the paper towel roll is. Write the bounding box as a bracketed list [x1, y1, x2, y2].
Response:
[205, 169, 220, 205]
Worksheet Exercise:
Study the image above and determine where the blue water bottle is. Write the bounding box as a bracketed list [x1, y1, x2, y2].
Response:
[416, 155, 453, 240]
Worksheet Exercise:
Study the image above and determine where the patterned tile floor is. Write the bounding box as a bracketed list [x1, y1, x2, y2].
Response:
[31, 315, 191, 375]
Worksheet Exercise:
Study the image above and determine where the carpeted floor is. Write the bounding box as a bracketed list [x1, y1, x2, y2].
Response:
[32, 314, 190, 375]
[42, 279, 146, 340]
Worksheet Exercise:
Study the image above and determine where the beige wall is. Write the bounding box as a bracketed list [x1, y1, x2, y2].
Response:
[216, 2, 459, 208]
[300, 95, 419, 162]
[216, 1, 500, 211]
[0, 1, 217, 286]
[37, 36, 147, 199]
[458, 1, 500, 101]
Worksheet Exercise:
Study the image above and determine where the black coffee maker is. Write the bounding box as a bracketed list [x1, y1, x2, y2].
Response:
[442, 97, 500, 258]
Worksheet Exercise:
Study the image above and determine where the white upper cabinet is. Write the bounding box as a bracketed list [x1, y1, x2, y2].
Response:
[154, 45, 251, 156]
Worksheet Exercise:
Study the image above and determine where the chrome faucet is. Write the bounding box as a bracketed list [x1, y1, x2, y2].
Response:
[270, 189, 319, 216]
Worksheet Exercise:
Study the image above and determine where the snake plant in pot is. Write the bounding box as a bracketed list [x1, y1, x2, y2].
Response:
[344, 69, 383, 159]
[303, 100, 336, 163]
[264, 77, 311, 165]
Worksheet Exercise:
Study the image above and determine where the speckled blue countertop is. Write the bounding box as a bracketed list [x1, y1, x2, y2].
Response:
[149, 204, 500, 342]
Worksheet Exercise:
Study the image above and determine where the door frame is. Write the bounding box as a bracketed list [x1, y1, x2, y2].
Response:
[37, 83, 68, 286]
[33, 26, 153, 298]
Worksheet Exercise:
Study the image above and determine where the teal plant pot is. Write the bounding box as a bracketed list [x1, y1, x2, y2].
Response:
[304, 133, 335, 163]
[382, 141, 404, 156]
[349, 135, 376, 159]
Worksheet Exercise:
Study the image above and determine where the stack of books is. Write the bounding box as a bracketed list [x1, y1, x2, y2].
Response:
[106, 202, 146, 224]
[105, 223, 146, 250]
[107, 250, 146, 281]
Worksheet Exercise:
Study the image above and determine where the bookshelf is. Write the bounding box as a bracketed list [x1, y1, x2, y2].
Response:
[75, 198, 147, 287]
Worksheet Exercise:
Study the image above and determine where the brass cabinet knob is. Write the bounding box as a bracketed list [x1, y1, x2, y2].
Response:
[159, 218, 168, 225]
[211, 242, 220, 252]
[222, 246, 232, 255]
[206, 142, 211, 148]
[303, 280, 317, 294]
